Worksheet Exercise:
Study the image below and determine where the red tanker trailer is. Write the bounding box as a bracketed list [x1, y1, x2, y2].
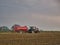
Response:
[11, 24, 28, 33]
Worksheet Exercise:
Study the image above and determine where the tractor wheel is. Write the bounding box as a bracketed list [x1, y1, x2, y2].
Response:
[28, 29, 32, 33]
[34, 30, 39, 33]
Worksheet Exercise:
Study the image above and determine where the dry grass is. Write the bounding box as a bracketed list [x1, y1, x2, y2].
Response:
[0, 31, 60, 45]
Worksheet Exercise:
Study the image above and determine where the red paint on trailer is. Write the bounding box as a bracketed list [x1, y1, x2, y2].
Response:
[13, 25, 28, 32]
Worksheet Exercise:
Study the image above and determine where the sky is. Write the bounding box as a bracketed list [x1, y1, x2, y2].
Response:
[0, 0, 60, 31]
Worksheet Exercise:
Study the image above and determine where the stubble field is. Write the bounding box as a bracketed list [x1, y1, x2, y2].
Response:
[0, 31, 60, 45]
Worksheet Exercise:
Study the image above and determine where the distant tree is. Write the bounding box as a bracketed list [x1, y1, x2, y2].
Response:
[0, 26, 10, 32]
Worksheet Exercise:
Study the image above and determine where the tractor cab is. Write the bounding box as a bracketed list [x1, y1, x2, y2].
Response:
[28, 26, 39, 33]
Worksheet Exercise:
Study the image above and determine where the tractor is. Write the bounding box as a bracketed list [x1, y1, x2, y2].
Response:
[28, 26, 40, 33]
[11, 24, 40, 33]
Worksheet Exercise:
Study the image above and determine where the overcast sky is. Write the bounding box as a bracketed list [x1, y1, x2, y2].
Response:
[0, 0, 60, 30]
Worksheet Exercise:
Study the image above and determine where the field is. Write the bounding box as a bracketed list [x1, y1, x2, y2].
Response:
[0, 31, 60, 45]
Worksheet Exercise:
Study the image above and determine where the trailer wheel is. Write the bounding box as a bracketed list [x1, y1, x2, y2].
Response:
[20, 30, 23, 34]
